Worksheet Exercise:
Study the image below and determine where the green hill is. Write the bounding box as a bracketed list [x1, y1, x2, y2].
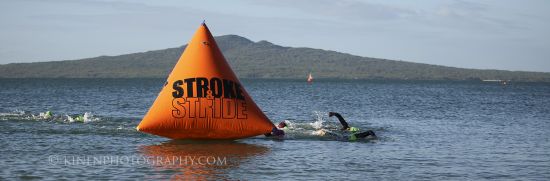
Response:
[1, 35, 549, 81]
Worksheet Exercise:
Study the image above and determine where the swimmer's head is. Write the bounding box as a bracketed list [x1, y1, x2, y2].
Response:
[277, 121, 287, 128]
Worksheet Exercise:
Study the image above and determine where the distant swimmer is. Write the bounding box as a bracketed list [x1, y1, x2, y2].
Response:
[329, 112, 376, 141]
[45, 111, 52, 118]
[34, 111, 53, 119]
[75, 115, 84, 122]
[66, 113, 88, 123]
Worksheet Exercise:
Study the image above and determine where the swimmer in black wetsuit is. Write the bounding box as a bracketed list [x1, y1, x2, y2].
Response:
[329, 112, 376, 141]
[264, 126, 285, 137]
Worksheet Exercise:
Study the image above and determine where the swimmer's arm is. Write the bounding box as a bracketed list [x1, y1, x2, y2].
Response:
[332, 113, 350, 130]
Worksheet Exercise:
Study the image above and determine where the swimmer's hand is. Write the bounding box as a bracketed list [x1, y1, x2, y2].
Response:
[312, 129, 327, 136]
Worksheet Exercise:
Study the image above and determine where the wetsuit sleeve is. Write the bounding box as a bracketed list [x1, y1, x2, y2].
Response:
[333, 113, 350, 130]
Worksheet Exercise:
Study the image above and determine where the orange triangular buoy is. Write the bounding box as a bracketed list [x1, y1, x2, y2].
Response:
[137, 23, 275, 139]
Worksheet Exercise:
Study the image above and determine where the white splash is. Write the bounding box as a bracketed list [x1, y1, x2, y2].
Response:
[65, 112, 98, 123]
[309, 111, 325, 129]
[66, 115, 75, 123]
[83, 112, 94, 123]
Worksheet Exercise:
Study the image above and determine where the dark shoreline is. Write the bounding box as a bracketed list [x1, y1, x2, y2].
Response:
[2, 77, 550, 84]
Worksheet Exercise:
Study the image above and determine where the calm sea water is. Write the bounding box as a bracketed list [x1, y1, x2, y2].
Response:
[1, 79, 549, 180]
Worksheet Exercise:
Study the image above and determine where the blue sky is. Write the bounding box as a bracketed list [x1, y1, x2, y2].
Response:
[1, 0, 549, 72]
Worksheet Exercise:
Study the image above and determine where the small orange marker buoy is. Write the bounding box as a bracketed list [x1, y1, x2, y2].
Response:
[307, 72, 313, 84]
[136, 23, 275, 139]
